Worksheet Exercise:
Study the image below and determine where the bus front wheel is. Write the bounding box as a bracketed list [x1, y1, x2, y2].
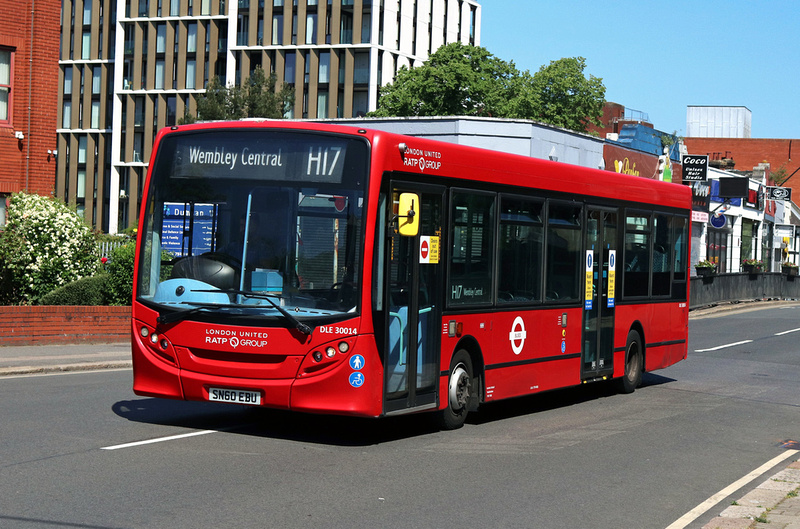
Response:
[618, 329, 643, 394]
[438, 350, 472, 430]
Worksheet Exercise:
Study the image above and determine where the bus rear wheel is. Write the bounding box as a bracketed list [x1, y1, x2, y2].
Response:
[618, 329, 643, 394]
[438, 350, 472, 430]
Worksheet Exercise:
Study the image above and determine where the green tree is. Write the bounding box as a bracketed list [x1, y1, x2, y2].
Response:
[186, 67, 294, 123]
[372, 44, 605, 133]
[245, 66, 295, 118]
[0, 193, 100, 304]
[371, 42, 522, 118]
[529, 57, 606, 131]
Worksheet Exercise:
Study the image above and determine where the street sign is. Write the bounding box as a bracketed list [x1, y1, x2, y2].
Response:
[767, 186, 792, 201]
[682, 155, 709, 182]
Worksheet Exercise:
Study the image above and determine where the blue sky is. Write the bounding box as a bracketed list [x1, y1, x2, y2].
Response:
[479, 0, 800, 138]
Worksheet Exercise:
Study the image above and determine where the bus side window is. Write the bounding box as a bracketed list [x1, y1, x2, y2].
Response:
[448, 190, 495, 306]
[498, 196, 543, 304]
[624, 214, 651, 298]
[652, 214, 671, 296]
[545, 202, 582, 302]
[671, 215, 689, 300]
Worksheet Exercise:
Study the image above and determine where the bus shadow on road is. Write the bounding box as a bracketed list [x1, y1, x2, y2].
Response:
[111, 373, 676, 446]
[469, 372, 676, 425]
[111, 398, 441, 446]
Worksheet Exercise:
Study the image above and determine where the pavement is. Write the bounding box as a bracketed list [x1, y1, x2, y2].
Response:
[0, 301, 798, 528]
[0, 341, 132, 377]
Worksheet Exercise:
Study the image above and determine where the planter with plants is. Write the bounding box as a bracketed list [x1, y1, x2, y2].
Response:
[694, 260, 716, 277]
[742, 259, 764, 274]
[782, 261, 798, 276]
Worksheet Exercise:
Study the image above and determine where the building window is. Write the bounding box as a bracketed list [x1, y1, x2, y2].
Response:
[187, 23, 198, 53]
[317, 90, 328, 118]
[78, 136, 88, 163]
[91, 101, 101, 128]
[284, 51, 295, 84]
[156, 24, 167, 53]
[186, 59, 196, 89]
[155, 59, 165, 89]
[64, 66, 73, 95]
[340, 8, 353, 44]
[361, 12, 370, 43]
[77, 170, 86, 199]
[62, 101, 72, 128]
[306, 13, 317, 44]
[83, 2, 92, 25]
[318, 51, 329, 83]
[82, 31, 91, 60]
[3, 48, 16, 122]
[272, 14, 283, 44]
[92, 66, 101, 94]
[166, 95, 176, 125]
[353, 51, 369, 84]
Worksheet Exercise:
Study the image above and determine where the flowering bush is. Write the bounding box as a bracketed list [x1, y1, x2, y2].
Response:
[695, 260, 715, 269]
[782, 261, 798, 268]
[0, 192, 100, 304]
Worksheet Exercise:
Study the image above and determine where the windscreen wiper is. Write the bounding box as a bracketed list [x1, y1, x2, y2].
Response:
[156, 305, 216, 325]
[192, 289, 313, 335]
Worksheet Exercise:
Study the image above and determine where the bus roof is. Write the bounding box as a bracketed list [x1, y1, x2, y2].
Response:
[157, 120, 691, 211]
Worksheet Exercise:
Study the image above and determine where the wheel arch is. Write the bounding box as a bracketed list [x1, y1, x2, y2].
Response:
[449, 335, 484, 411]
[627, 320, 646, 371]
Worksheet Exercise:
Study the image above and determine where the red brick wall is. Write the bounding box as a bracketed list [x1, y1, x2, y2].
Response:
[685, 138, 800, 193]
[0, 0, 61, 196]
[0, 306, 130, 346]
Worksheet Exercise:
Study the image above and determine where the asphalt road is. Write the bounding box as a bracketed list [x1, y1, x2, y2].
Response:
[0, 305, 798, 529]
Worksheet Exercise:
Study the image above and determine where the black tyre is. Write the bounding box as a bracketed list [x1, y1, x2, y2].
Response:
[618, 329, 643, 394]
[438, 350, 473, 430]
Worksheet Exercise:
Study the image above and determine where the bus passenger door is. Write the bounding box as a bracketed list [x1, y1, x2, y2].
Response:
[582, 207, 617, 380]
[384, 185, 444, 414]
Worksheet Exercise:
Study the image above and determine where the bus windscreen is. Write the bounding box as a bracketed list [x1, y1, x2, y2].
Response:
[136, 129, 369, 322]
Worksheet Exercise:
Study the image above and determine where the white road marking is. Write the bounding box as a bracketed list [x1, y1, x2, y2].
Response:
[665, 449, 800, 529]
[694, 340, 752, 352]
[101, 430, 218, 450]
[775, 327, 800, 336]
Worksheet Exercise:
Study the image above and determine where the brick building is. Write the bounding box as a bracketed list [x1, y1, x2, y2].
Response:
[0, 0, 61, 223]
[684, 138, 799, 192]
